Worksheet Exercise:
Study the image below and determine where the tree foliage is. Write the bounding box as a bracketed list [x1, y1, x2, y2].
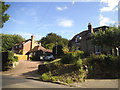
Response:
[0, 2, 10, 28]
[53, 45, 64, 56]
[92, 27, 120, 48]
[38, 33, 69, 50]
[1, 34, 25, 51]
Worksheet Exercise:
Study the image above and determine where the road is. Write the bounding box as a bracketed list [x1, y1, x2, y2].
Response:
[2, 74, 72, 88]
[1, 60, 120, 89]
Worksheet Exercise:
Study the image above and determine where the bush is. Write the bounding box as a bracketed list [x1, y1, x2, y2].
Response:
[61, 51, 85, 64]
[2, 51, 18, 71]
[53, 45, 64, 58]
[14, 56, 18, 62]
[82, 54, 120, 79]
[41, 73, 51, 81]
[75, 59, 83, 69]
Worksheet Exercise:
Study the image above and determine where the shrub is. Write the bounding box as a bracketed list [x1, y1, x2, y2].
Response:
[14, 56, 18, 62]
[82, 54, 120, 79]
[75, 59, 83, 69]
[2, 51, 18, 71]
[41, 73, 51, 81]
[61, 51, 85, 64]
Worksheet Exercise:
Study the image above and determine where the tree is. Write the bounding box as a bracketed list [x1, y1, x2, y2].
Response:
[1, 34, 25, 51]
[53, 45, 64, 57]
[0, 2, 10, 28]
[38, 33, 69, 50]
[92, 27, 120, 56]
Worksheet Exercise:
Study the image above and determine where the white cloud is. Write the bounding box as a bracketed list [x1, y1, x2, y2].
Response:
[100, 0, 119, 12]
[99, 14, 115, 26]
[72, 1, 75, 5]
[57, 19, 74, 27]
[56, 6, 68, 11]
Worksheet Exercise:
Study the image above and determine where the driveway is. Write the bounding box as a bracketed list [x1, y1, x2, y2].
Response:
[2, 60, 42, 78]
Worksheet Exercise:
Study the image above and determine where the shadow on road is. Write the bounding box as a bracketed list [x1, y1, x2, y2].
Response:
[21, 69, 40, 78]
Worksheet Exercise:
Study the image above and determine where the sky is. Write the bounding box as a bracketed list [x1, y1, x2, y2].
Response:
[2, 0, 119, 40]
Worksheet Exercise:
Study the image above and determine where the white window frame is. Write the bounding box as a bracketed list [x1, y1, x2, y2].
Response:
[95, 45, 101, 54]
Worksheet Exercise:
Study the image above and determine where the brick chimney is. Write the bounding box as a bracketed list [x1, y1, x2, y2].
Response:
[88, 23, 93, 33]
[31, 35, 35, 49]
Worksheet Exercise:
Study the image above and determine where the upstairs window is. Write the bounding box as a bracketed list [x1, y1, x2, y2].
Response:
[95, 45, 101, 54]
[75, 35, 82, 43]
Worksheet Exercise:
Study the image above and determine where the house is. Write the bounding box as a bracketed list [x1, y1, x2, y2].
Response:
[12, 35, 52, 60]
[69, 23, 113, 55]
[12, 35, 38, 55]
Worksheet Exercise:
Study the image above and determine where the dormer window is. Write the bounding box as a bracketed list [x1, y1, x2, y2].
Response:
[75, 35, 82, 43]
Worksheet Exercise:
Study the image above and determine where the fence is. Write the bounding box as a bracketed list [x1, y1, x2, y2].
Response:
[14, 54, 28, 60]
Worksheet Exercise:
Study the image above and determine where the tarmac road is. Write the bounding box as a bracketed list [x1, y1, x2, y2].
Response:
[2, 74, 71, 88]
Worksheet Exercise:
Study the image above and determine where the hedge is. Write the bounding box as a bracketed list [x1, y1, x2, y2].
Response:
[2, 51, 18, 71]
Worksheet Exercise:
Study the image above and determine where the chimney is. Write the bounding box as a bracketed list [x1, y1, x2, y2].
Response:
[31, 35, 35, 49]
[88, 23, 93, 33]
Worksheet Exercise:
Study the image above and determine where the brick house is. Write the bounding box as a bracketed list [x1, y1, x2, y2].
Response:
[12, 35, 52, 56]
[69, 23, 113, 55]
[12, 35, 38, 55]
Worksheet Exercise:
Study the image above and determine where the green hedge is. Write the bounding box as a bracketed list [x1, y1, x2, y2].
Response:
[82, 54, 120, 79]
[2, 51, 18, 71]
[61, 51, 85, 64]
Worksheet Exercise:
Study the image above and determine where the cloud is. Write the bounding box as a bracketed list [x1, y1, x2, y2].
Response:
[72, 1, 75, 5]
[57, 19, 74, 27]
[99, 14, 115, 26]
[100, 0, 119, 12]
[56, 6, 68, 11]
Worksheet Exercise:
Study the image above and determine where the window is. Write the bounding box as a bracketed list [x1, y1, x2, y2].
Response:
[95, 46, 101, 54]
[19, 44, 22, 48]
[75, 35, 82, 43]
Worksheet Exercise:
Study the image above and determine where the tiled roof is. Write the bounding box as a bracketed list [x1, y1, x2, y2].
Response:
[71, 26, 109, 41]
[29, 45, 52, 53]
[15, 39, 31, 45]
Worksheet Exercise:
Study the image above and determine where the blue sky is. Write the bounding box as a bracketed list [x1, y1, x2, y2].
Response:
[2, 0, 119, 40]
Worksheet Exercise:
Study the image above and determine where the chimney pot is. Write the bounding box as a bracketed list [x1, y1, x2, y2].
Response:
[88, 23, 93, 33]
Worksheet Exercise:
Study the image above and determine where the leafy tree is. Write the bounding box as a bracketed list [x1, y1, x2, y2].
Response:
[92, 27, 120, 55]
[38, 33, 69, 50]
[53, 45, 64, 57]
[1, 34, 25, 51]
[0, 2, 10, 28]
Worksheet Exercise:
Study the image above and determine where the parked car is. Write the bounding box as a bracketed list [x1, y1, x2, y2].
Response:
[39, 55, 44, 60]
[44, 54, 54, 61]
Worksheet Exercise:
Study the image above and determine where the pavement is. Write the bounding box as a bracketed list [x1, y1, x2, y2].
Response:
[2, 60, 120, 89]
[2, 74, 72, 88]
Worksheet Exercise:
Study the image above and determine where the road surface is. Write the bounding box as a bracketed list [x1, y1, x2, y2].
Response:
[2, 74, 72, 88]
